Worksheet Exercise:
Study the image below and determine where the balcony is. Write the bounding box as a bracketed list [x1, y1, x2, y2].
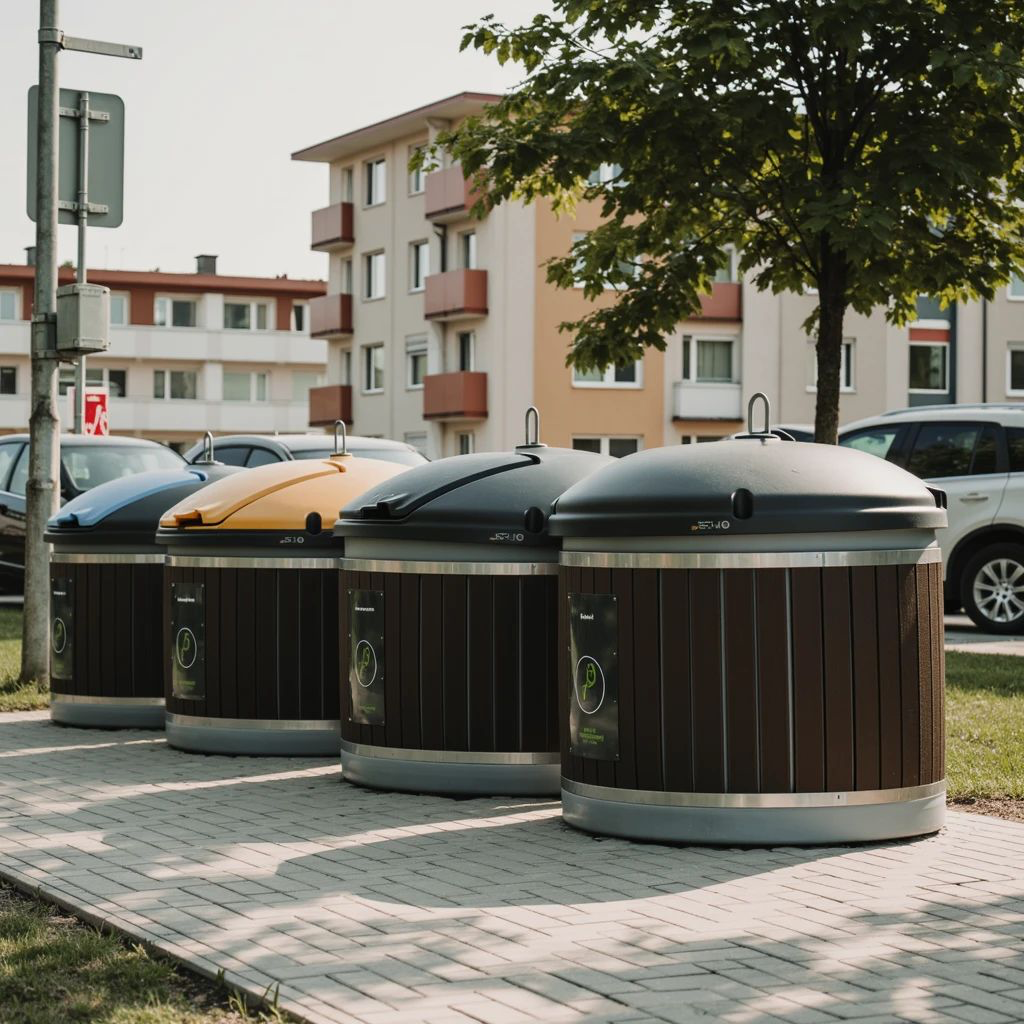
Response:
[424, 166, 479, 222]
[310, 293, 353, 338]
[672, 380, 742, 421]
[311, 202, 354, 251]
[423, 371, 488, 421]
[698, 282, 741, 320]
[308, 384, 353, 427]
[424, 269, 488, 321]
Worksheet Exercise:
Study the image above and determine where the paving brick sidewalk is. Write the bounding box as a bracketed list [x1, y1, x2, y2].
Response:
[1, 711, 1023, 1024]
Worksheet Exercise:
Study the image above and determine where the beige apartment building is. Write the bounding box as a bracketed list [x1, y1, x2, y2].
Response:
[295, 93, 1024, 459]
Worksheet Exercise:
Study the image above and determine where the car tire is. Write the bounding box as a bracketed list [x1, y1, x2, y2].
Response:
[961, 543, 1024, 635]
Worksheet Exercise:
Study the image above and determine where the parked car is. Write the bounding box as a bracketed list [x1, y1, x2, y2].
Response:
[0, 434, 184, 588]
[838, 404, 1024, 633]
[182, 433, 427, 468]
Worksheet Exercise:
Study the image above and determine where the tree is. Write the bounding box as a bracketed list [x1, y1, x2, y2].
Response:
[435, 0, 1024, 442]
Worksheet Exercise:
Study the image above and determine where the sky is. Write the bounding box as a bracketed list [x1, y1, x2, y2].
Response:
[0, 1, 549, 281]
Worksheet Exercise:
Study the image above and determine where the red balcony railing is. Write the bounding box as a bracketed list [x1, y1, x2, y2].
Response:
[308, 384, 353, 427]
[424, 166, 480, 222]
[310, 202, 354, 251]
[309, 293, 353, 337]
[424, 269, 488, 321]
[698, 282, 741, 320]
[423, 371, 488, 420]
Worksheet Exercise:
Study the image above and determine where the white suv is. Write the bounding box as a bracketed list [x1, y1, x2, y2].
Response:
[839, 405, 1024, 633]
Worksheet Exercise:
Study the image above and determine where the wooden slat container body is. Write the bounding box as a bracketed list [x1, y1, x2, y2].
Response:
[163, 562, 340, 755]
[559, 559, 946, 844]
[339, 568, 560, 795]
[49, 559, 165, 728]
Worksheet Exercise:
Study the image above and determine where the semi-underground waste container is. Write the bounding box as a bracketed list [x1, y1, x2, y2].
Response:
[549, 395, 949, 845]
[157, 431, 409, 756]
[45, 452, 241, 729]
[335, 409, 613, 796]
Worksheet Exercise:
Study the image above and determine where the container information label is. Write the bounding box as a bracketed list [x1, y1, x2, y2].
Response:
[569, 592, 619, 761]
[349, 589, 385, 726]
[50, 576, 73, 682]
[171, 582, 205, 700]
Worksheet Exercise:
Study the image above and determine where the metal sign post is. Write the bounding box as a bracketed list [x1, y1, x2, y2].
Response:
[22, 0, 140, 688]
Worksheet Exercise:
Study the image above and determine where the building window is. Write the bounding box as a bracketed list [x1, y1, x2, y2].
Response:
[109, 293, 128, 325]
[457, 331, 475, 371]
[339, 349, 352, 387]
[365, 158, 386, 206]
[806, 338, 855, 393]
[341, 258, 353, 294]
[713, 246, 738, 284]
[458, 432, 475, 455]
[292, 303, 306, 332]
[0, 367, 16, 395]
[1009, 274, 1024, 300]
[224, 301, 269, 331]
[460, 231, 477, 270]
[404, 431, 427, 456]
[406, 337, 427, 389]
[0, 291, 17, 321]
[587, 163, 622, 186]
[572, 436, 641, 458]
[908, 343, 948, 393]
[682, 336, 738, 383]
[154, 297, 197, 328]
[223, 371, 268, 401]
[291, 370, 324, 401]
[363, 344, 384, 393]
[58, 366, 126, 397]
[1008, 344, 1024, 395]
[340, 166, 354, 203]
[363, 251, 386, 300]
[409, 145, 426, 194]
[410, 241, 429, 292]
[573, 361, 642, 388]
[571, 230, 637, 290]
[153, 369, 197, 400]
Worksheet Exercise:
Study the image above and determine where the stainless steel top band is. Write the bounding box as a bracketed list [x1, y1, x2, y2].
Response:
[50, 552, 166, 565]
[340, 557, 558, 576]
[167, 555, 338, 570]
[50, 694, 165, 706]
[165, 712, 340, 731]
[562, 777, 946, 809]
[341, 738, 560, 765]
[559, 547, 942, 571]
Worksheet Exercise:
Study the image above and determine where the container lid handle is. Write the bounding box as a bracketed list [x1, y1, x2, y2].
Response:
[196, 431, 216, 465]
[333, 419, 349, 458]
[518, 405, 546, 449]
[747, 392, 771, 436]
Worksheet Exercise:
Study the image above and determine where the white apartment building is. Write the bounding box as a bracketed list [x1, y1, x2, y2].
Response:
[0, 254, 327, 448]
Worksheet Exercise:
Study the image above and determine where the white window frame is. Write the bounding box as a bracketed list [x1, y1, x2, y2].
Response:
[363, 251, 386, 301]
[153, 368, 199, 400]
[682, 334, 740, 385]
[0, 289, 19, 321]
[587, 163, 622, 186]
[409, 240, 429, 293]
[1008, 274, 1024, 301]
[459, 231, 477, 270]
[0, 365, 17, 396]
[1007, 342, 1024, 397]
[58, 365, 127, 397]
[457, 331, 475, 372]
[572, 361, 643, 389]
[406, 337, 427, 390]
[154, 295, 198, 328]
[223, 299, 272, 332]
[408, 144, 427, 195]
[222, 370, 269, 402]
[571, 230, 637, 291]
[291, 302, 308, 333]
[364, 157, 386, 207]
[339, 348, 353, 387]
[457, 432, 475, 455]
[572, 436, 643, 457]
[109, 292, 130, 326]
[713, 246, 739, 284]
[362, 343, 385, 394]
[341, 258, 353, 295]
[340, 166, 354, 203]
[908, 341, 949, 394]
[806, 338, 855, 394]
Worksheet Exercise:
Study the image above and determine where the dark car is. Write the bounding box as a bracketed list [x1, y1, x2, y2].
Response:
[0, 434, 183, 587]
[182, 433, 428, 468]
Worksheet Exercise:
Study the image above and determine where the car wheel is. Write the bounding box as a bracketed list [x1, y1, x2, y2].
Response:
[961, 544, 1024, 635]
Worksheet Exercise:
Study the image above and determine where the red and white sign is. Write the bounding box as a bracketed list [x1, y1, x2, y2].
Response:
[68, 388, 109, 435]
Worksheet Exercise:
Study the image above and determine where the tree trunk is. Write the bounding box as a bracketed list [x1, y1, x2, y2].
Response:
[813, 255, 848, 445]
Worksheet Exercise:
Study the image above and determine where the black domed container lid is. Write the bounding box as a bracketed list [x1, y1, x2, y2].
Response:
[46, 464, 241, 550]
[550, 434, 947, 539]
[336, 443, 613, 549]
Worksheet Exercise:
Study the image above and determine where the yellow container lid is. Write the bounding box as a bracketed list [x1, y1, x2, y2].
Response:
[160, 455, 407, 532]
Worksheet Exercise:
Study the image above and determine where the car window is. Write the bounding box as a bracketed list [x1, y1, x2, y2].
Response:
[970, 425, 999, 476]
[354, 448, 427, 466]
[1008, 427, 1024, 473]
[0, 443, 23, 492]
[905, 422, 983, 479]
[839, 426, 901, 460]
[291, 448, 333, 461]
[246, 447, 281, 467]
[63, 445, 183, 492]
[8, 445, 28, 497]
[209, 446, 250, 467]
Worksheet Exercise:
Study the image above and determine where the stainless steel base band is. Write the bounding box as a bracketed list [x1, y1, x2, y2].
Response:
[50, 697, 165, 730]
[561, 778, 946, 808]
[50, 552, 166, 565]
[340, 558, 557, 576]
[560, 548, 942, 570]
[340, 738, 559, 765]
[50, 693, 166, 706]
[166, 712, 339, 732]
[167, 555, 338, 570]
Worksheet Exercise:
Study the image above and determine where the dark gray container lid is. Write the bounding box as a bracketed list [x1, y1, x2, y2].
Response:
[549, 434, 947, 539]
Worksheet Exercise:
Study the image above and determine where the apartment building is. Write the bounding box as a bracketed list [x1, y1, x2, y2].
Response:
[295, 93, 1023, 460]
[0, 255, 326, 448]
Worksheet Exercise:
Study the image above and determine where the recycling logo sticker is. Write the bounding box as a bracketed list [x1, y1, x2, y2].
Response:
[51, 617, 67, 655]
[175, 627, 198, 670]
[170, 582, 205, 700]
[49, 577, 73, 681]
[354, 639, 378, 688]
[568, 593, 619, 761]
[349, 589, 385, 725]
[573, 655, 606, 714]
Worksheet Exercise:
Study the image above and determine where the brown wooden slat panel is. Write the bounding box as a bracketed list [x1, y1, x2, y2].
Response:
[558, 566, 577, 780]
[822, 567, 854, 792]
[724, 569, 757, 793]
[660, 568, 694, 793]
[338, 570, 354, 736]
[492, 577, 520, 752]
[321, 570, 340, 721]
[420, 575, 445, 750]
[850, 566, 880, 791]
[612, 568, 637, 790]
[217, 568, 237, 719]
[304, 570, 328, 723]
[932, 561, 946, 782]
[162, 566, 173, 704]
[88, 563, 104, 695]
[253, 570, 278, 721]
[631, 569, 663, 792]
[366, 571, 386, 745]
[897, 564, 921, 787]
[755, 568, 790, 793]
[110, 565, 129, 697]
[689, 569, 724, 792]
[441, 576, 468, 751]
[591, 568, 615, 790]
[790, 567, 825, 792]
[399, 574, 421, 749]
[383, 572, 402, 747]
[915, 563, 934, 785]
[467, 577, 494, 751]
[520, 575, 554, 754]
[276, 569, 300, 721]
[234, 569, 256, 719]
[875, 565, 902, 788]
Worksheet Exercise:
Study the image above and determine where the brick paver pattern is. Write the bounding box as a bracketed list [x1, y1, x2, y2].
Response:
[1, 711, 1023, 1024]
